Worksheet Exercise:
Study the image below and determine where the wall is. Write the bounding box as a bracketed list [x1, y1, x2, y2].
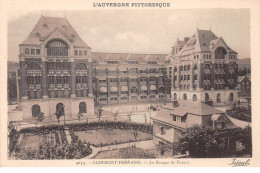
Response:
[21, 97, 94, 120]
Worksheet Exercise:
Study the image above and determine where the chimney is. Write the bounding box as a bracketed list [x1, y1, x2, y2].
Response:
[184, 37, 190, 43]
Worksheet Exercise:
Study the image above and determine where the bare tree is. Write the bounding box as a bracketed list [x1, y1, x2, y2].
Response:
[127, 111, 132, 122]
[95, 106, 103, 121]
[114, 110, 119, 121]
[36, 112, 44, 124]
[143, 114, 147, 124]
[132, 131, 139, 142]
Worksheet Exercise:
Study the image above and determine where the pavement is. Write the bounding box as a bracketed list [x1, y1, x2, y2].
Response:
[83, 140, 156, 159]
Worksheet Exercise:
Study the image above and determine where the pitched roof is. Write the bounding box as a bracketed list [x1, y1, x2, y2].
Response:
[175, 29, 237, 56]
[238, 76, 246, 83]
[91, 52, 167, 62]
[163, 100, 223, 116]
[152, 100, 236, 129]
[21, 16, 89, 48]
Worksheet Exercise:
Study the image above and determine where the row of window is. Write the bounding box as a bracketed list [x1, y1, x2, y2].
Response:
[99, 95, 161, 102]
[229, 55, 236, 60]
[31, 102, 87, 117]
[95, 68, 164, 74]
[99, 77, 164, 83]
[104, 61, 159, 65]
[74, 50, 88, 56]
[203, 54, 212, 59]
[25, 48, 41, 55]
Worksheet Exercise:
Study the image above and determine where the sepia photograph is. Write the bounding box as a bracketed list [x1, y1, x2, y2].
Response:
[1, 0, 260, 167]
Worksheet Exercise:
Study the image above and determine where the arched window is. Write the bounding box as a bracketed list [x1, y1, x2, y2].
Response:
[32, 105, 40, 117]
[217, 93, 221, 103]
[215, 47, 227, 59]
[229, 93, 234, 101]
[204, 64, 210, 69]
[193, 65, 197, 70]
[193, 94, 197, 101]
[173, 93, 177, 100]
[183, 93, 187, 100]
[79, 102, 87, 113]
[46, 40, 69, 56]
[158, 87, 164, 93]
[205, 93, 209, 101]
[76, 63, 87, 70]
[131, 86, 138, 93]
[27, 62, 41, 70]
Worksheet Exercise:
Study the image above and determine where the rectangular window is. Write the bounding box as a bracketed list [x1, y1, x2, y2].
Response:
[150, 77, 155, 81]
[187, 75, 190, 80]
[35, 76, 41, 84]
[36, 49, 40, 55]
[140, 70, 147, 73]
[79, 50, 82, 56]
[31, 49, 35, 55]
[100, 98, 107, 101]
[25, 48, 29, 54]
[82, 76, 87, 83]
[56, 76, 62, 84]
[76, 76, 81, 83]
[120, 78, 127, 82]
[110, 78, 118, 82]
[84, 51, 87, 56]
[63, 76, 69, 84]
[131, 78, 137, 82]
[194, 74, 197, 80]
[49, 76, 55, 84]
[74, 50, 78, 56]
[172, 115, 177, 121]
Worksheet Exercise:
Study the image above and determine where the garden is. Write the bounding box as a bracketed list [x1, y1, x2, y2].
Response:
[9, 121, 153, 159]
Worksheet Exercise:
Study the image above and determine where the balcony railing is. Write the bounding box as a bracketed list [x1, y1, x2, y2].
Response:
[76, 70, 88, 75]
[47, 56, 69, 61]
[27, 70, 41, 76]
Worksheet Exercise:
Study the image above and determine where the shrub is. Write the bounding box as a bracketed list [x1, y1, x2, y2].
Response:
[13, 140, 92, 160]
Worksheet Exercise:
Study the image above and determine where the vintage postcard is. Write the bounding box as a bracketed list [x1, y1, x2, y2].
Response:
[0, 0, 260, 167]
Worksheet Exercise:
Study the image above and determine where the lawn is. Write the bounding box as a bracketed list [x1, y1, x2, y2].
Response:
[74, 129, 152, 146]
[19, 133, 55, 150]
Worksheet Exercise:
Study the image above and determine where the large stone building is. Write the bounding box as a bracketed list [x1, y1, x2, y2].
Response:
[169, 29, 239, 106]
[19, 16, 95, 120]
[17, 16, 239, 120]
[91, 52, 171, 106]
[18, 16, 171, 119]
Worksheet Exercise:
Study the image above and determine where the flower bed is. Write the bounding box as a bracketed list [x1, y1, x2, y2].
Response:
[13, 141, 92, 160]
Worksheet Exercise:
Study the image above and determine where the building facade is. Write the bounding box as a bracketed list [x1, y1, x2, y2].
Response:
[18, 16, 240, 120]
[19, 16, 94, 120]
[92, 52, 171, 106]
[18, 16, 172, 120]
[170, 29, 239, 106]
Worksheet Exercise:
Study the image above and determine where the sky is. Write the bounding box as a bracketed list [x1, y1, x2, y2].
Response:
[8, 9, 250, 62]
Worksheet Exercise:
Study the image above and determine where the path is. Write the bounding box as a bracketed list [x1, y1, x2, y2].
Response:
[83, 140, 155, 159]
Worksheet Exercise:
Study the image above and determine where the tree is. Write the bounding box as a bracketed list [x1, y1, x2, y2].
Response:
[77, 112, 83, 121]
[143, 114, 147, 124]
[55, 106, 64, 123]
[127, 111, 132, 122]
[240, 126, 252, 155]
[95, 106, 103, 121]
[36, 112, 45, 124]
[177, 125, 226, 158]
[113, 110, 119, 121]
[132, 131, 139, 142]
